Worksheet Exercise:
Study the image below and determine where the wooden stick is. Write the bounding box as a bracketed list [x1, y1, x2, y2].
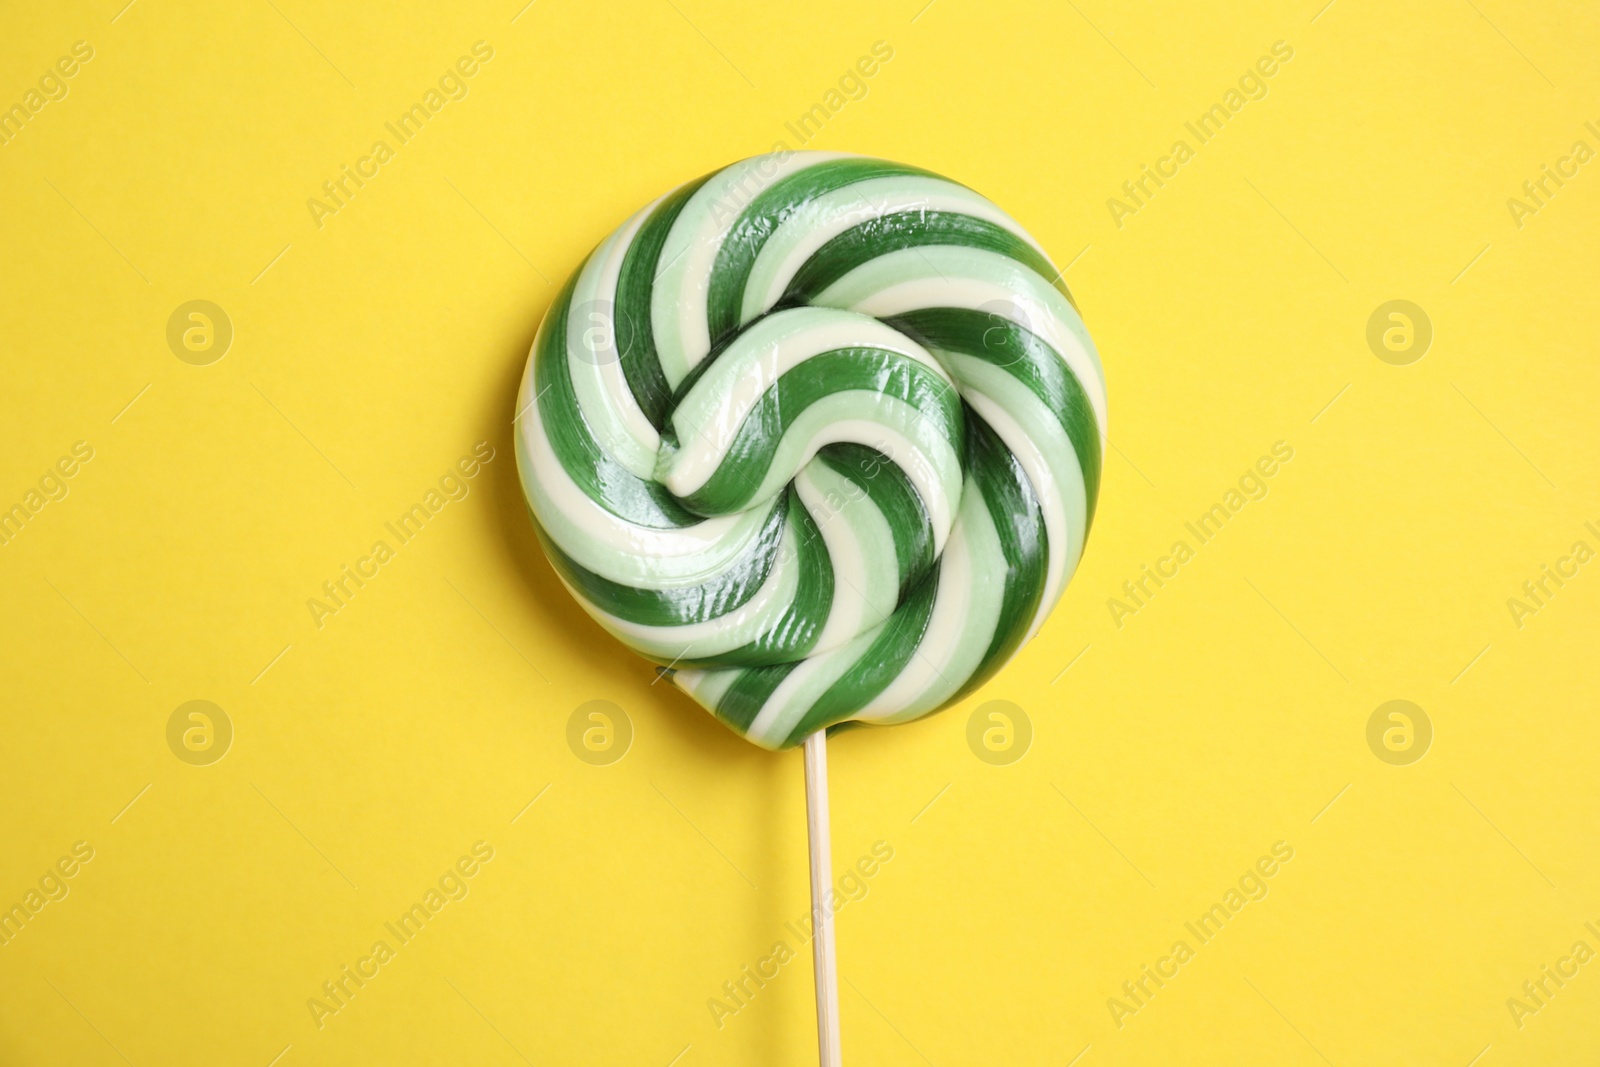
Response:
[803, 729, 843, 1067]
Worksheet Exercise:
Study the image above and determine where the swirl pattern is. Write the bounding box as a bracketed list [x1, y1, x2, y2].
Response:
[516, 151, 1106, 749]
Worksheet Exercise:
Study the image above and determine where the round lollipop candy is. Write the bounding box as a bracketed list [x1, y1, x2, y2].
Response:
[515, 151, 1105, 1063]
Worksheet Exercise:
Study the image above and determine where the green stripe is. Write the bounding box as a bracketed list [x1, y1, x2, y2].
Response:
[531, 497, 786, 630]
[715, 660, 801, 734]
[536, 270, 701, 529]
[614, 174, 713, 429]
[705, 158, 938, 347]
[952, 409, 1048, 701]
[676, 484, 835, 668]
[786, 210, 1064, 306]
[675, 347, 963, 516]
[883, 307, 1101, 531]
[813, 443, 934, 604]
[664, 305, 787, 417]
[778, 561, 943, 746]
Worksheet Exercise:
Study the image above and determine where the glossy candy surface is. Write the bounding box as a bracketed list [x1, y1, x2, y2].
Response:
[515, 152, 1105, 749]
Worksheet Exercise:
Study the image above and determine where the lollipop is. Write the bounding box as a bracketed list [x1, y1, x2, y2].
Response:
[515, 151, 1105, 1062]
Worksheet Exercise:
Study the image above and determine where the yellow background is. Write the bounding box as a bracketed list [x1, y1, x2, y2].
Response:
[2, 0, 1597, 1063]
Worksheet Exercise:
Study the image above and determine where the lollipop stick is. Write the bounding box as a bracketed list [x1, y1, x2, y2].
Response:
[803, 729, 843, 1067]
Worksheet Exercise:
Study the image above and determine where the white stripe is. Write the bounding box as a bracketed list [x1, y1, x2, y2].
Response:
[854, 519, 975, 722]
[743, 656, 831, 746]
[795, 463, 897, 654]
[815, 247, 1108, 436]
[517, 366, 768, 584]
[585, 522, 799, 656]
[665, 308, 950, 467]
[963, 389, 1071, 638]
[566, 201, 663, 478]
[652, 153, 849, 388]
[740, 176, 1051, 322]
